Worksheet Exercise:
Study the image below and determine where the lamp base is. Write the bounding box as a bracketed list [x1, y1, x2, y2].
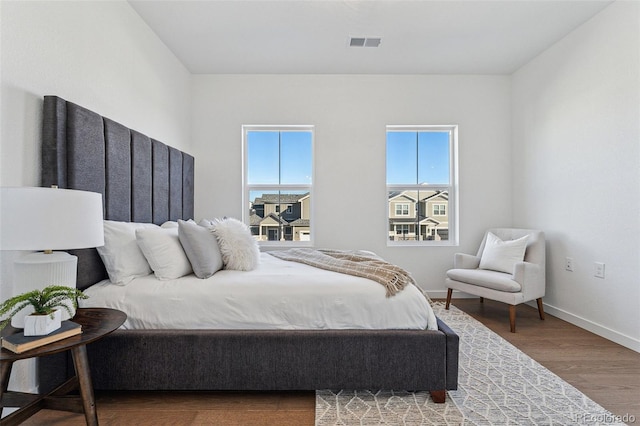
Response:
[11, 251, 77, 328]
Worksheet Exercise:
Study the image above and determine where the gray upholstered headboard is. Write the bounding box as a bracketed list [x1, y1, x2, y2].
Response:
[41, 95, 194, 289]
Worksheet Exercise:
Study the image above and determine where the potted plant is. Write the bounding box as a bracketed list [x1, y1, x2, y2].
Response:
[0, 285, 88, 336]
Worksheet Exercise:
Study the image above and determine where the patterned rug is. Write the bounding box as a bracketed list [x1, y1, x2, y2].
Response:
[315, 302, 625, 425]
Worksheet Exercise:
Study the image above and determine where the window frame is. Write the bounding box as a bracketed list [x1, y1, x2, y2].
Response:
[433, 204, 446, 216]
[242, 125, 314, 247]
[386, 125, 458, 246]
[395, 203, 410, 216]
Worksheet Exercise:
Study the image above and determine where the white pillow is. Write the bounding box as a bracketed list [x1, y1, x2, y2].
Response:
[136, 227, 193, 280]
[160, 221, 179, 229]
[96, 220, 158, 285]
[210, 218, 260, 271]
[479, 232, 529, 274]
[199, 218, 217, 227]
[178, 219, 223, 278]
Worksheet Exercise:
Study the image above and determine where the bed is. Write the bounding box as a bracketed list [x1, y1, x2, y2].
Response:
[38, 95, 458, 402]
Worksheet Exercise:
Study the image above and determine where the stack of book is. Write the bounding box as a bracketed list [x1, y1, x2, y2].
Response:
[1, 321, 82, 354]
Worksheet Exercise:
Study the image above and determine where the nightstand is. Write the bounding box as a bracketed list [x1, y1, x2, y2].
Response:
[1, 308, 126, 426]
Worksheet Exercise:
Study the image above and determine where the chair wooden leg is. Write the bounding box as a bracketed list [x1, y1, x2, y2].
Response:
[445, 289, 452, 310]
[537, 298, 545, 320]
[509, 305, 516, 333]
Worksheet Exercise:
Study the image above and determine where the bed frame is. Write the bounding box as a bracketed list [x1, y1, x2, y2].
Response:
[38, 95, 458, 402]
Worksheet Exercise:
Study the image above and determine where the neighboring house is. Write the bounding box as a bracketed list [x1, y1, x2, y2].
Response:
[251, 189, 447, 242]
[250, 193, 311, 241]
[388, 190, 449, 241]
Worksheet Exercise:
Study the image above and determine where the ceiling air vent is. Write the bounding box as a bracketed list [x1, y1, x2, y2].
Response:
[349, 37, 381, 48]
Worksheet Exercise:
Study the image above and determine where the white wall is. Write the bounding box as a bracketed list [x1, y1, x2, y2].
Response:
[511, 1, 640, 350]
[0, 0, 192, 391]
[1, 0, 192, 188]
[191, 74, 512, 294]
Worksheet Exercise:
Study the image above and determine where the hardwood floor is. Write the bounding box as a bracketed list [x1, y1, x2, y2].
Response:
[451, 298, 640, 422]
[20, 390, 315, 426]
[15, 298, 640, 425]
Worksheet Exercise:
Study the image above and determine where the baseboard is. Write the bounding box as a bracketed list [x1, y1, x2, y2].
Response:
[429, 290, 640, 353]
[426, 289, 478, 300]
[537, 302, 640, 353]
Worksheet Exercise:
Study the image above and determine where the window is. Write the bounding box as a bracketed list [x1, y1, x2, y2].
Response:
[243, 126, 313, 245]
[386, 125, 457, 245]
[395, 203, 410, 216]
[394, 224, 415, 240]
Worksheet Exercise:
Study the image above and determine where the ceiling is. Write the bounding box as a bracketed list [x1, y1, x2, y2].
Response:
[128, 0, 613, 75]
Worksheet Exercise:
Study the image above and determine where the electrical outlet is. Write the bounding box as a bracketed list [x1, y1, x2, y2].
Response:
[594, 262, 605, 278]
[565, 257, 574, 272]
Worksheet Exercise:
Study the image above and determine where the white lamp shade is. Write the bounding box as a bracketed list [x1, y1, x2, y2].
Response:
[0, 187, 104, 251]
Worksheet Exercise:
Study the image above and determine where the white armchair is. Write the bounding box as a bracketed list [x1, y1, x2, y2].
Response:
[445, 228, 546, 332]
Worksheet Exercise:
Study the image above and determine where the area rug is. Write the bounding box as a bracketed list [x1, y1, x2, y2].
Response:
[315, 302, 626, 425]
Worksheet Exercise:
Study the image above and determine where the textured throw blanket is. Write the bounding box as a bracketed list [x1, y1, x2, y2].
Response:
[268, 248, 416, 297]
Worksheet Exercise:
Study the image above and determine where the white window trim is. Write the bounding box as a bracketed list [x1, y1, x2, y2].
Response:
[242, 125, 314, 247]
[386, 125, 459, 247]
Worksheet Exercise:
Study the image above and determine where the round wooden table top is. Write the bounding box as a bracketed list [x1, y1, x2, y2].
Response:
[1, 308, 127, 361]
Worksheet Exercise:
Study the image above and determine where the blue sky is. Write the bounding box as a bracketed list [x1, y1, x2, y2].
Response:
[246, 130, 449, 187]
[386, 131, 450, 185]
[247, 131, 312, 185]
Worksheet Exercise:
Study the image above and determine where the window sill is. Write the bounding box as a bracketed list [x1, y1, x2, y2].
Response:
[259, 241, 313, 249]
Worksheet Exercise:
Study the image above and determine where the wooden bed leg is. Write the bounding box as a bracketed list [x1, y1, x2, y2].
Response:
[429, 390, 446, 403]
[445, 288, 452, 309]
[479, 297, 484, 303]
[537, 298, 545, 320]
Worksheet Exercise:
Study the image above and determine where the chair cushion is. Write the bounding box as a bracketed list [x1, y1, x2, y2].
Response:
[446, 268, 522, 292]
[479, 232, 528, 274]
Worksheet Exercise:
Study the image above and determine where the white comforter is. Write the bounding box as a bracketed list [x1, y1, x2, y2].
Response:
[80, 252, 437, 330]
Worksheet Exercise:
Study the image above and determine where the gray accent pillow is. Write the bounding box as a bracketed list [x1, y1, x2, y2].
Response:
[178, 219, 223, 278]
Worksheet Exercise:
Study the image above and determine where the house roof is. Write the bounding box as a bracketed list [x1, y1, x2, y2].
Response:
[253, 193, 309, 204]
[289, 218, 310, 227]
[249, 213, 263, 226]
[389, 216, 442, 225]
[388, 192, 417, 203]
[388, 190, 448, 202]
[423, 191, 449, 202]
[260, 213, 289, 225]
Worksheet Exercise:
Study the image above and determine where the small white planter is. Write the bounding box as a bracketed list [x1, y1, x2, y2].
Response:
[24, 309, 62, 336]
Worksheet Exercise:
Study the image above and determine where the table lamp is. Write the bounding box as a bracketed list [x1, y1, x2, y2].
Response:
[0, 187, 104, 327]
